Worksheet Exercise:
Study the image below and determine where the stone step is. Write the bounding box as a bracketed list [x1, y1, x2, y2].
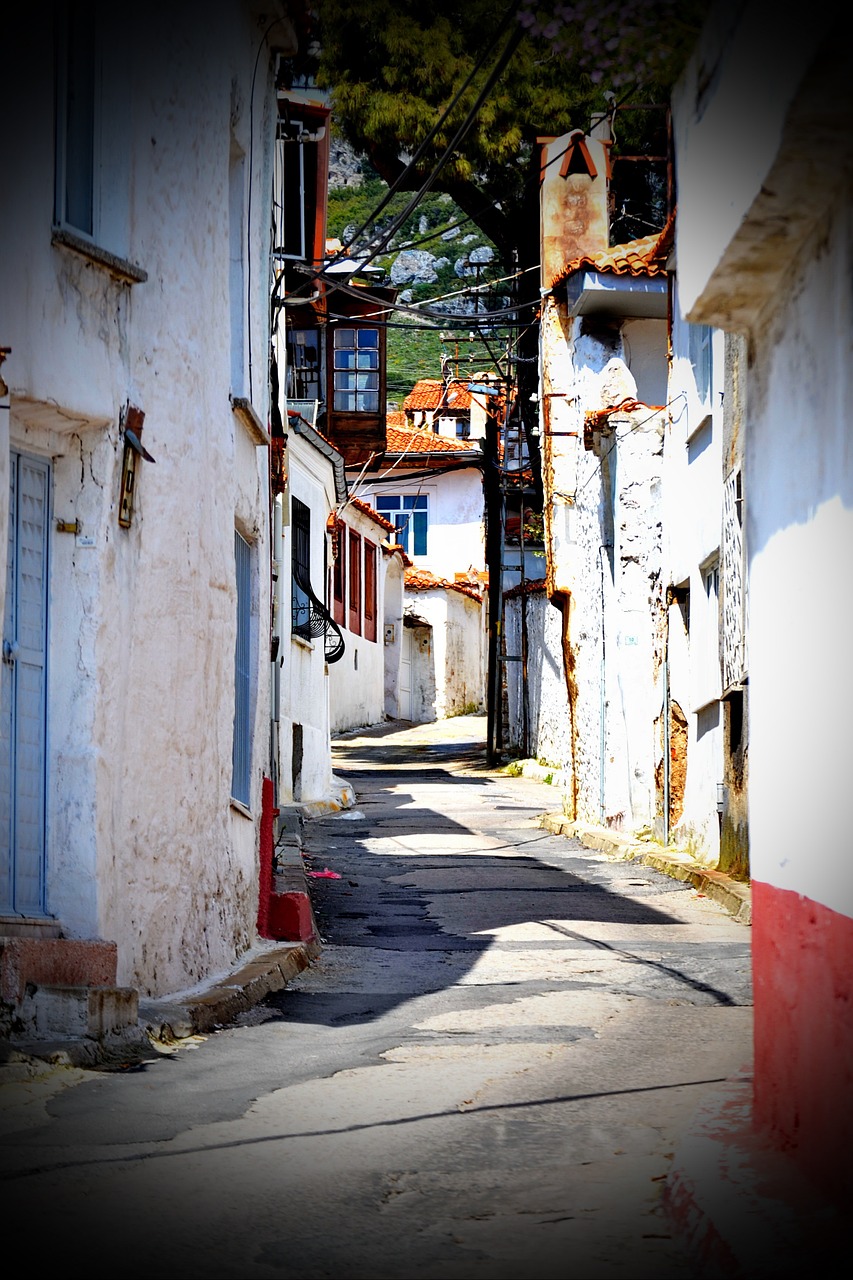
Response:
[0, 917, 62, 939]
[0, 936, 118, 1006]
[18, 984, 139, 1042]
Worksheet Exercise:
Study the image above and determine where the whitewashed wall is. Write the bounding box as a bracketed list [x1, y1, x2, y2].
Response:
[329, 502, 390, 734]
[0, 4, 281, 996]
[364, 465, 485, 580]
[404, 588, 486, 720]
[504, 587, 572, 767]
[281, 438, 337, 804]
[661, 289, 726, 861]
[539, 301, 666, 831]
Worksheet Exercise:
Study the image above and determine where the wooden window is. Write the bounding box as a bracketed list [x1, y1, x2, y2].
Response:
[348, 529, 361, 635]
[364, 539, 377, 642]
[333, 329, 380, 412]
[333, 521, 346, 625]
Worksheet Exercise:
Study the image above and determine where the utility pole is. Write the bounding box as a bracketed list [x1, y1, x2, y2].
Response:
[483, 396, 502, 765]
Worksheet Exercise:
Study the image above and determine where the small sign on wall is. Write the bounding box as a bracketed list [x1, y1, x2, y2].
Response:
[384, 623, 395, 645]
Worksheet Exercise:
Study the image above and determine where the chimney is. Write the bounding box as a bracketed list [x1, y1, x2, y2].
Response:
[539, 123, 611, 290]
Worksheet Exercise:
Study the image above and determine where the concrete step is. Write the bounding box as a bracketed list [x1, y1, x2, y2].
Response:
[0, 917, 62, 939]
[18, 984, 139, 1042]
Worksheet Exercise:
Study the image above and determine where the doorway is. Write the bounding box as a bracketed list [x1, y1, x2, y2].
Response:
[1, 452, 50, 917]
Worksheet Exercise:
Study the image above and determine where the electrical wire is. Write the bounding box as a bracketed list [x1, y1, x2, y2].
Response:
[334, 1, 520, 260]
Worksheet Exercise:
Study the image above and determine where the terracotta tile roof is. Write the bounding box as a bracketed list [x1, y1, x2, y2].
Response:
[386, 410, 407, 428]
[402, 380, 474, 412]
[383, 542, 412, 566]
[551, 222, 672, 291]
[405, 568, 483, 601]
[345, 496, 396, 532]
[385, 424, 478, 455]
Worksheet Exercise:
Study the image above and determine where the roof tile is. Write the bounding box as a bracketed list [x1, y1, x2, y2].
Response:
[405, 568, 483, 601]
[386, 425, 478, 455]
[551, 223, 671, 291]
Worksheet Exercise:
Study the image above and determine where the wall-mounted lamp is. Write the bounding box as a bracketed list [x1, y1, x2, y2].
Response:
[118, 403, 155, 528]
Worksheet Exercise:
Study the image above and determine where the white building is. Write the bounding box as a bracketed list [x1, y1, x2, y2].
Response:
[671, 0, 853, 1206]
[356, 419, 488, 722]
[328, 495, 407, 734]
[0, 2, 297, 1029]
[515, 129, 670, 832]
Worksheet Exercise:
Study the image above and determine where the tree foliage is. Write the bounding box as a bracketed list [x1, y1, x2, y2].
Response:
[311, 0, 703, 263]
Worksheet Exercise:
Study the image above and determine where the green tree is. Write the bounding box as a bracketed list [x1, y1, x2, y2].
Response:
[312, 0, 703, 263]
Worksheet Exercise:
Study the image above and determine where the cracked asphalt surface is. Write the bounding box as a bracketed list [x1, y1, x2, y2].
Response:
[0, 716, 752, 1278]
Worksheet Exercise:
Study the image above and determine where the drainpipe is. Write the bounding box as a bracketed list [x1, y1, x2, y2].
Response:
[271, 492, 284, 814]
[663, 605, 671, 847]
[598, 545, 607, 824]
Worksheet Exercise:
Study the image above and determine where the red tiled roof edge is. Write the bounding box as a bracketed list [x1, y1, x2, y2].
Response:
[385, 425, 478, 455]
[345, 495, 396, 532]
[383, 543, 413, 567]
[550, 223, 672, 291]
[405, 568, 483, 601]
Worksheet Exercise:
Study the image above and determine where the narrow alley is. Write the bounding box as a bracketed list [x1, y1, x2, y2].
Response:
[0, 717, 753, 1279]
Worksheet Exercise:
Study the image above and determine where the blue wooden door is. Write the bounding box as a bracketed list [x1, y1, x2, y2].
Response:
[0, 452, 50, 917]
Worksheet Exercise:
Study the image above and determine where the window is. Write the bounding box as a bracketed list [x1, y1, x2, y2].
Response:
[291, 496, 312, 640]
[333, 328, 379, 412]
[348, 529, 362, 635]
[274, 115, 322, 262]
[54, 5, 132, 262]
[332, 521, 346, 625]
[688, 324, 713, 406]
[286, 328, 322, 403]
[375, 494, 428, 557]
[364, 540, 377, 642]
[231, 531, 253, 807]
[691, 556, 721, 710]
[55, 5, 97, 238]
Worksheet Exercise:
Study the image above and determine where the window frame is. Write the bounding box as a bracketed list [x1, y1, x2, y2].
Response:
[332, 520, 346, 625]
[54, 3, 99, 242]
[332, 328, 381, 413]
[291, 495, 313, 642]
[231, 530, 253, 808]
[348, 529, 362, 635]
[375, 493, 428, 557]
[364, 539, 377, 642]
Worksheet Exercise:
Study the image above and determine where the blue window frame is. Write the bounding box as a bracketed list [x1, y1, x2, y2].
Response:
[231, 530, 252, 806]
[375, 494, 428, 557]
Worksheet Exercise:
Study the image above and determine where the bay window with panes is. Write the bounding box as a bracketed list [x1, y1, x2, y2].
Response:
[333, 328, 380, 412]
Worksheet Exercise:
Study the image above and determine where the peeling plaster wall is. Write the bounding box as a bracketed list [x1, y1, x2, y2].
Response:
[539, 300, 665, 832]
[673, 4, 853, 1195]
[660, 291, 727, 863]
[504, 588, 572, 767]
[0, 5, 277, 997]
[382, 555, 405, 720]
[404, 589, 485, 721]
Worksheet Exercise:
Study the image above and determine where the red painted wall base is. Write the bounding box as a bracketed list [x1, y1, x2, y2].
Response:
[752, 879, 853, 1202]
[266, 891, 316, 943]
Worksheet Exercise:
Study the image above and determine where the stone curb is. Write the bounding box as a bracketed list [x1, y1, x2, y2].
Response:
[540, 812, 752, 925]
[138, 938, 320, 1041]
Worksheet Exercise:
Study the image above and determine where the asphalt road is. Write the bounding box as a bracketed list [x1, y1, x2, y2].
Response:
[0, 716, 752, 1279]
